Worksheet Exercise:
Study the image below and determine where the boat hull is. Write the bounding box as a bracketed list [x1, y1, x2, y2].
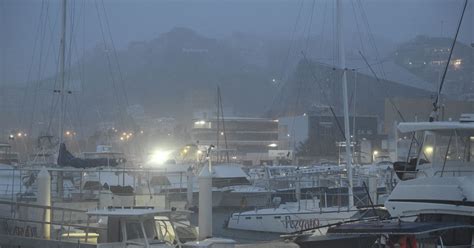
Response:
[385, 175, 474, 219]
[294, 234, 377, 248]
[227, 208, 355, 233]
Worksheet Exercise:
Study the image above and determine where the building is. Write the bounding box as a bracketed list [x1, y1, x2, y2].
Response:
[393, 36, 473, 98]
[270, 57, 435, 120]
[278, 115, 309, 151]
[284, 113, 385, 164]
[190, 117, 279, 165]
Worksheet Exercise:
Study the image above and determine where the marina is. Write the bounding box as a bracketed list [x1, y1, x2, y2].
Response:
[1, 0, 473, 247]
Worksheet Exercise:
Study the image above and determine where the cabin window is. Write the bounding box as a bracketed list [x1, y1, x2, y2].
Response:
[274, 216, 281, 219]
[155, 217, 177, 244]
[419, 131, 473, 170]
[245, 217, 251, 220]
[126, 222, 144, 241]
[256, 216, 262, 219]
[144, 219, 157, 240]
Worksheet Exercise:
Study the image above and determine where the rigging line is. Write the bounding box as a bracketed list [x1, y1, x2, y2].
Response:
[65, 0, 87, 143]
[267, 0, 304, 117]
[63, 0, 77, 127]
[288, 64, 305, 146]
[317, 0, 329, 56]
[433, 0, 468, 115]
[46, 93, 59, 135]
[332, 0, 337, 68]
[41, 0, 62, 134]
[63, 0, 85, 112]
[303, 0, 316, 52]
[216, 87, 220, 161]
[42, 0, 61, 89]
[47, 62, 62, 136]
[28, 0, 52, 136]
[100, 0, 130, 106]
[358, 50, 405, 122]
[350, 0, 367, 57]
[81, 0, 86, 93]
[301, 51, 346, 140]
[68, 54, 86, 149]
[288, 0, 316, 143]
[356, 0, 386, 79]
[94, 0, 127, 127]
[72, 93, 86, 150]
[278, 0, 305, 84]
[359, 50, 429, 160]
[44, 0, 63, 136]
[18, 0, 45, 129]
[66, 0, 77, 85]
[352, 71, 357, 141]
[64, 105, 82, 153]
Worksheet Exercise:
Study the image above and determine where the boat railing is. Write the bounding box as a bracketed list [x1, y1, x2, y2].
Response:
[434, 170, 474, 177]
[247, 189, 371, 212]
[0, 167, 194, 202]
[0, 199, 105, 242]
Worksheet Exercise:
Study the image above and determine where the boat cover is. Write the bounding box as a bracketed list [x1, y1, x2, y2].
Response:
[57, 143, 124, 168]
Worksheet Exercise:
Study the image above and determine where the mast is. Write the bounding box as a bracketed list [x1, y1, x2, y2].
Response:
[336, 0, 354, 208]
[58, 0, 67, 146]
[431, 0, 468, 122]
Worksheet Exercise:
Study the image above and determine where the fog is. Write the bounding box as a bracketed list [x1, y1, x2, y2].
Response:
[2, 0, 472, 83]
[0, 0, 472, 148]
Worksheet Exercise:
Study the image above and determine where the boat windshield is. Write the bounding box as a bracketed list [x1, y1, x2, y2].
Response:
[125, 221, 146, 243]
[144, 219, 159, 240]
[155, 216, 177, 244]
[422, 131, 473, 166]
[125, 219, 170, 245]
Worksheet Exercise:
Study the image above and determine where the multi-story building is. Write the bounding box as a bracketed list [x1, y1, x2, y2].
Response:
[191, 117, 279, 165]
[279, 113, 384, 164]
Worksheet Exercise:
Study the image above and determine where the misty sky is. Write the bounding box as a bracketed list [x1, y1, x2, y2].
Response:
[1, 0, 473, 85]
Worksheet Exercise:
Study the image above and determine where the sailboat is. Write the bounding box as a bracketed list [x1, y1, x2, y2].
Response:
[227, 0, 358, 234]
[293, 1, 473, 247]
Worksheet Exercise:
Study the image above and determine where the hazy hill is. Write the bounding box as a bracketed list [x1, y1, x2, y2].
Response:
[40, 27, 279, 132]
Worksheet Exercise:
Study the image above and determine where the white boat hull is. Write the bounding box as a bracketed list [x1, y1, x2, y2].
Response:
[385, 175, 474, 219]
[227, 207, 355, 234]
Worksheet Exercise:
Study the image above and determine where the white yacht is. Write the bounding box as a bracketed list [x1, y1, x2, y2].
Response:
[0, 203, 234, 248]
[227, 198, 357, 234]
[213, 163, 272, 208]
[383, 114, 474, 246]
[386, 114, 474, 219]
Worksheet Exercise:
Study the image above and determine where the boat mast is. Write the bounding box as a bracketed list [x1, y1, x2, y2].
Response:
[336, 0, 354, 208]
[430, 0, 468, 122]
[58, 0, 67, 146]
